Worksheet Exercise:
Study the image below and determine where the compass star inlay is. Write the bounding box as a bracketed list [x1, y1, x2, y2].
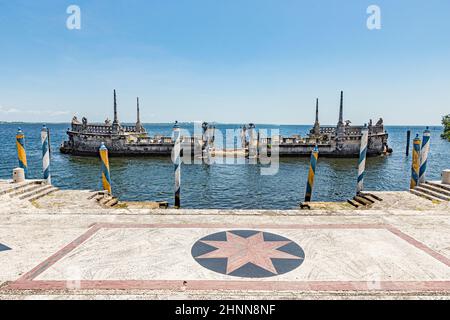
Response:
[192, 230, 305, 278]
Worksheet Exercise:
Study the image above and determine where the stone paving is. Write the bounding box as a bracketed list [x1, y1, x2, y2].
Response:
[0, 180, 450, 299]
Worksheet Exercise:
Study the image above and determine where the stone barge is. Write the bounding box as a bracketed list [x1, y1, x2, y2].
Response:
[60, 90, 201, 157]
[60, 90, 391, 158]
[265, 91, 390, 157]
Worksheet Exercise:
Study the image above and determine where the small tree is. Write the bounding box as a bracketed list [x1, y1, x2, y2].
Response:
[442, 114, 450, 141]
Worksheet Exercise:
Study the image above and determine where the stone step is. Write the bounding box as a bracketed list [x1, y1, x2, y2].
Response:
[18, 185, 55, 200]
[99, 196, 113, 205]
[92, 190, 110, 201]
[361, 193, 383, 202]
[87, 191, 100, 200]
[420, 183, 450, 198]
[27, 187, 59, 202]
[426, 181, 450, 193]
[0, 180, 40, 195]
[415, 186, 450, 201]
[346, 199, 360, 208]
[410, 189, 443, 203]
[158, 201, 169, 209]
[94, 194, 105, 201]
[9, 183, 46, 197]
[353, 196, 372, 206]
[104, 198, 119, 207]
[358, 194, 375, 204]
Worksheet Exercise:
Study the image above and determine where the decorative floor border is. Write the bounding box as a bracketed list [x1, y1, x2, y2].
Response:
[5, 223, 450, 292]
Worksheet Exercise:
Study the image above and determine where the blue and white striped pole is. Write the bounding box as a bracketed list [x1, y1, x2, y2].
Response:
[41, 125, 51, 184]
[99, 142, 112, 194]
[16, 128, 28, 178]
[419, 127, 431, 184]
[172, 121, 181, 208]
[304, 145, 319, 202]
[410, 134, 421, 189]
[356, 125, 369, 194]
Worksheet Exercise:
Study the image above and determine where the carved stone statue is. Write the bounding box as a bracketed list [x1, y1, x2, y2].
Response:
[202, 122, 208, 133]
[72, 116, 81, 124]
[375, 118, 384, 126]
[105, 118, 111, 125]
[82, 117, 88, 130]
[345, 120, 351, 126]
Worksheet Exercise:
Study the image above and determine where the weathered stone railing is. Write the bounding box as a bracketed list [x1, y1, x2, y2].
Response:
[320, 127, 336, 134]
[70, 123, 149, 134]
[317, 125, 385, 137]
[72, 123, 112, 133]
[344, 127, 362, 135]
[71, 123, 113, 134]
[123, 126, 138, 132]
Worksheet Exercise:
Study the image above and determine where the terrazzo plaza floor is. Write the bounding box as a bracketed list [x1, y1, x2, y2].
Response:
[7, 222, 450, 292]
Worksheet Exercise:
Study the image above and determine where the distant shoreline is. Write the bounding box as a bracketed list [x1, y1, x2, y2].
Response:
[0, 121, 444, 128]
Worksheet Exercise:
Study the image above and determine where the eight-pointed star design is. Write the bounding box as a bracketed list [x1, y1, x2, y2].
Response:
[196, 231, 302, 275]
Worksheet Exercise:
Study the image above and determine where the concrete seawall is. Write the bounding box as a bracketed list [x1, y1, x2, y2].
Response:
[1, 178, 449, 213]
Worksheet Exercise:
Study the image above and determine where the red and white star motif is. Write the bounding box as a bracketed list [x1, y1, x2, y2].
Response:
[197, 231, 302, 275]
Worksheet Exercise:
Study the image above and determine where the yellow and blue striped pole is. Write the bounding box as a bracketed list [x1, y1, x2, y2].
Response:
[419, 127, 431, 184]
[410, 134, 421, 189]
[41, 125, 51, 184]
[356, 125, 369, 194]
[99, 142, 112, 194]
[172, 121, 181, 208]
[304, 145, 319, 202]
[16, 128, 28, 178]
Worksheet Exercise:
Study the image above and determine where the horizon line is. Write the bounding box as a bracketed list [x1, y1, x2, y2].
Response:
[0, 121, 444, 127]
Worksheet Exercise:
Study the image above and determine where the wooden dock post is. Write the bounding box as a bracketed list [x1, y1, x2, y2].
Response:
[304, 145, 319, 202]
[406, 130, 411, 156]
[410, 134, 421, 189]
[419, 127, 431, 184]
[99, 142, 112, 194]
[41, 125, 51, 184]
[15, 128, 28, 178]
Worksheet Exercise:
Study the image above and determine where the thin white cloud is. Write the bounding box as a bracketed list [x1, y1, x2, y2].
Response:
[0, 106, 21, 114]
[0, 105, 70, 117]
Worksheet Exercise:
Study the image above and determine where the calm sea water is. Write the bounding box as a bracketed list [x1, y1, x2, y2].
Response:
[0, 123, 448, 209]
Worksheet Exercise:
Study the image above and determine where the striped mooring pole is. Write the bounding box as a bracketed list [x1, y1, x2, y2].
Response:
[356, 125, 369, 194]
[410, 134, 421, 189]
[419, 127, 431, 184]
[16, 128, 28, 178]
[173, 121, 181, 208]
[99, 142, 112, 194]
[405, 130, 411, 156]
[41, 125, 51, 184]
[304, 145, 319, 202]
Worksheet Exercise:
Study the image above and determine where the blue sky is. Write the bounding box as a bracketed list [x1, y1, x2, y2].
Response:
[0, 0, 449, 125]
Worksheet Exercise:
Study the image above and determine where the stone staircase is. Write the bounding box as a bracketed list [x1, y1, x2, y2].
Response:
[0, 180, 120, 210]
[346, 192, 383, 208]
[410, 181, 450, 202]
[87, 190, 119, 208]
[0, 180, 59, 203]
